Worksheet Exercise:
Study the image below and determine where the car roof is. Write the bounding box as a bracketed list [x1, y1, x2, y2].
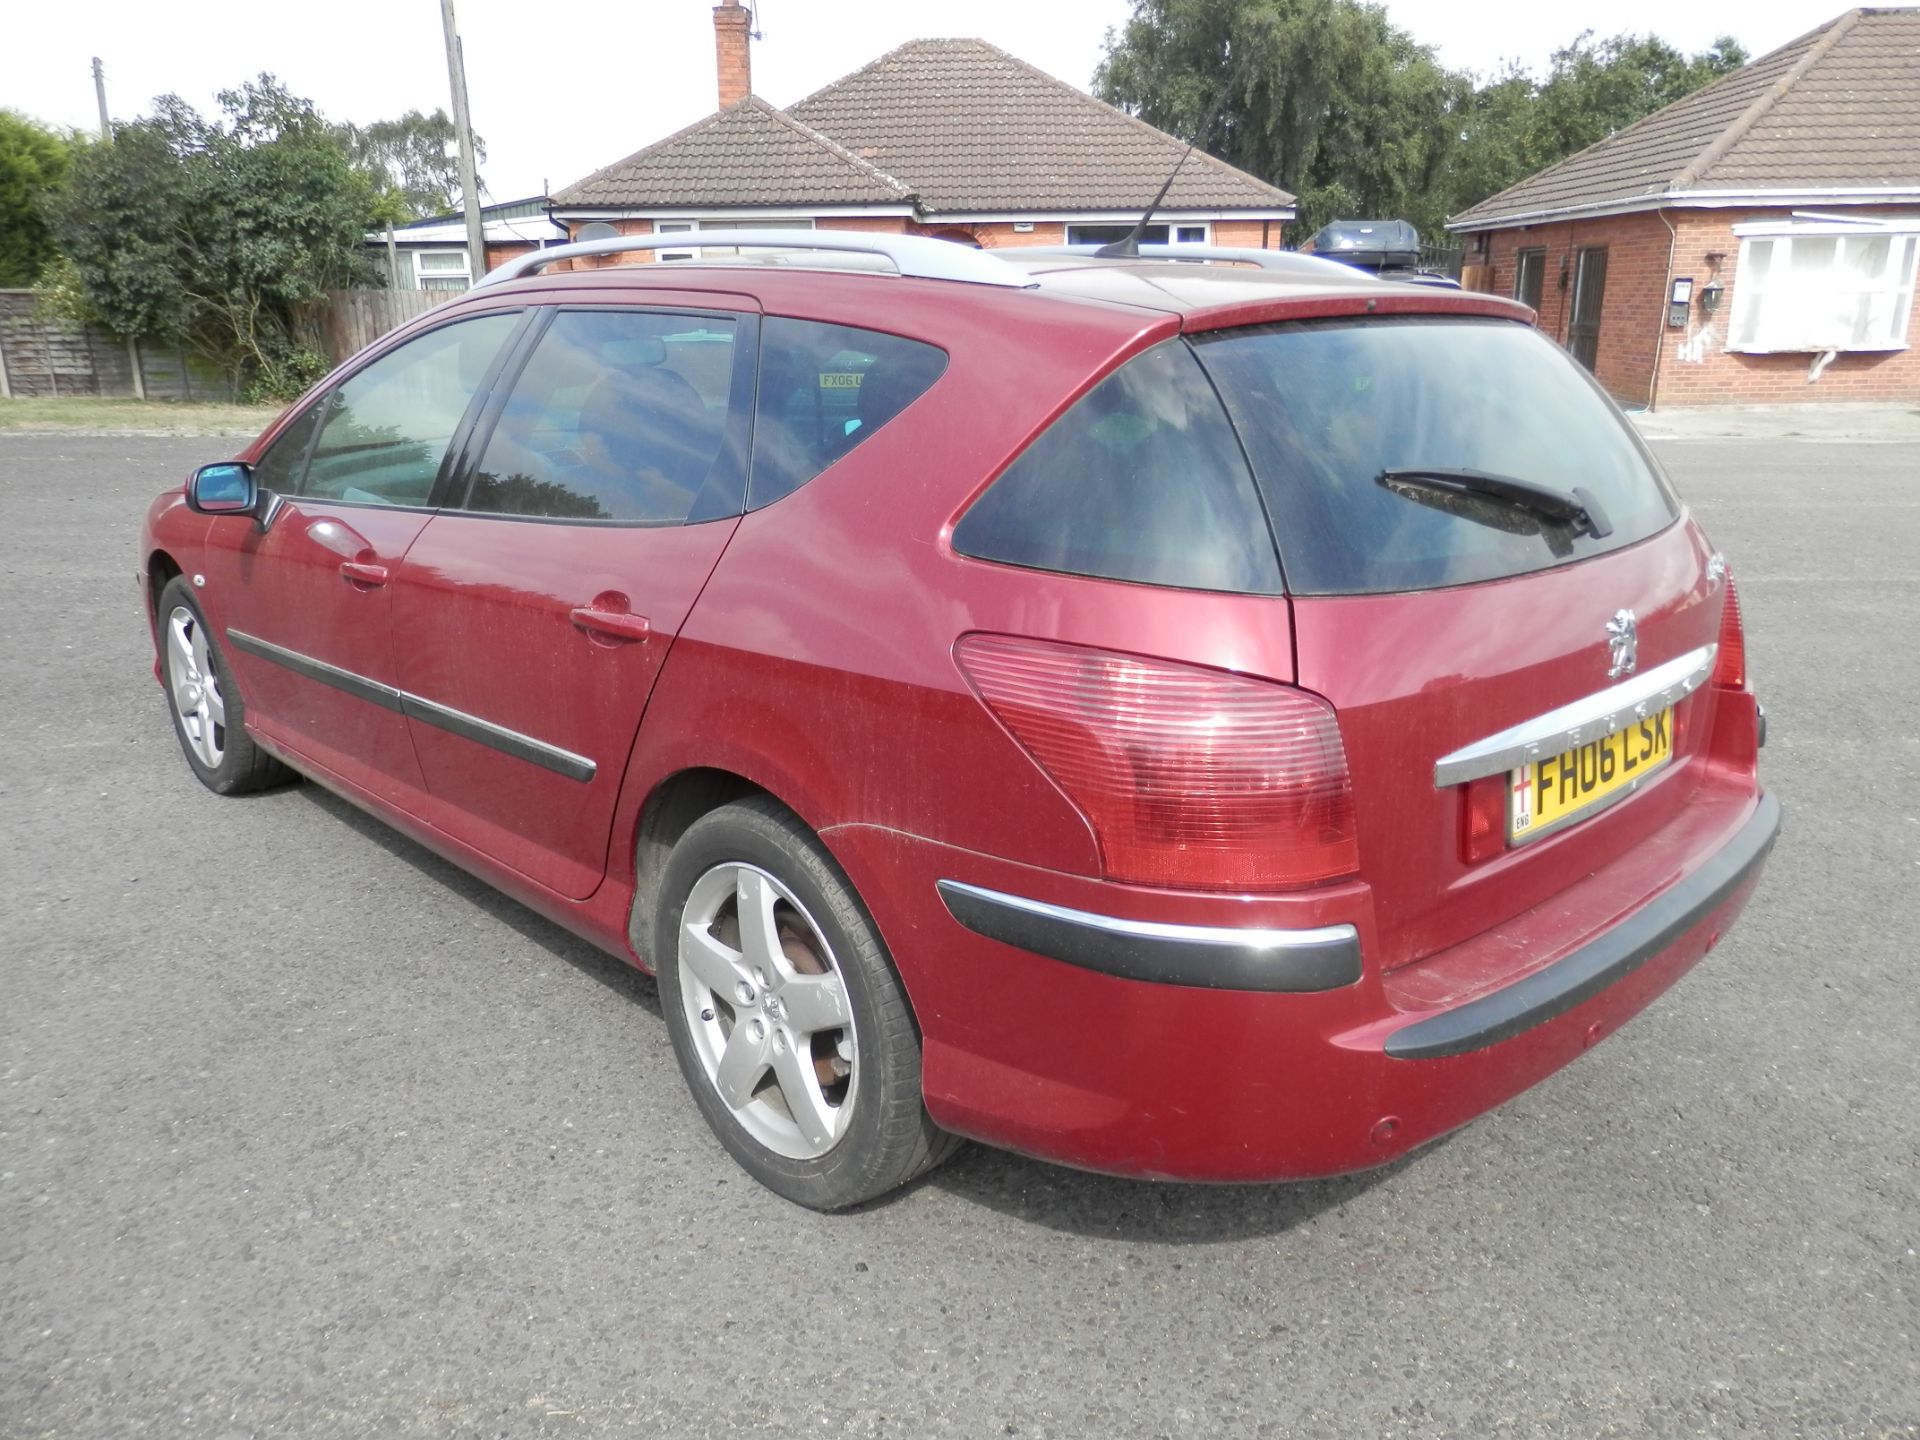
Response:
[460, 252, 1533, 338]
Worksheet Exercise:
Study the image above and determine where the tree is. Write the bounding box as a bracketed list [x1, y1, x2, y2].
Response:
[1446, 32, 1747, 216]
[1096, 2, 1751, 240]
[338, 108, 482, 219]
[0, 111, 74, 286]
[43, 75, 380, 399]
[1096, 0, 1470, 237]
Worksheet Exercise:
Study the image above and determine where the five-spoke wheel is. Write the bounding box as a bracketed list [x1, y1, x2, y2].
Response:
[166, 603, 226, 768]
[677, 863, 857, 1159]
[654, 798, 959, 1209]
[154, 575, 292, 795]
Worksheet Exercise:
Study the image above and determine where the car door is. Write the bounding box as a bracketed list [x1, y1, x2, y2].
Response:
[203, 311, 524, 806]
[388, 299, 758, 898]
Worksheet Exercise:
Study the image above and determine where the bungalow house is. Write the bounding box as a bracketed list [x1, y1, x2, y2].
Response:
[1448, 7, 1920, 409]
[365, 196, 568, 292]
[546, 0, 1294, 259]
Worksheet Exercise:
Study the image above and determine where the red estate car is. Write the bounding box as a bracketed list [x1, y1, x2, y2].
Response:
[140, 234, 1778, 1209]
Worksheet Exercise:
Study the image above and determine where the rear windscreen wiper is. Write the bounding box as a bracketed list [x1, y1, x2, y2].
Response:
[1378, 467, 1613, 539]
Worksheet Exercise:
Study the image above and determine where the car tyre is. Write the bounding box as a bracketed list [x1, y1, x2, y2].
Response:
[654, 797, 961, 1209]
[156, 575, 294, 795]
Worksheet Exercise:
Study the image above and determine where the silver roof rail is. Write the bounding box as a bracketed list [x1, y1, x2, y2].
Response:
[474, 230, 1034, 290]
[1025, 243, 1371, 281]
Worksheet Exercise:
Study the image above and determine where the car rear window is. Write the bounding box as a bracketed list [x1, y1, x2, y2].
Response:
[950, 341, 1284, 594]
[1191, 317, 1679, 595]
[748, 318, 947, 509]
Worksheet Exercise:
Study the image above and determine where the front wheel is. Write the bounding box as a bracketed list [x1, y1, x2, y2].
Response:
[156, 576, 293, 795]
[653, 798, 959, 1209]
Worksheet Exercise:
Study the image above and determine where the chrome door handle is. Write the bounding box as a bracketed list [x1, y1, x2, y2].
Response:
[339, 560, 389, 587]
[571, 607, 652, 642]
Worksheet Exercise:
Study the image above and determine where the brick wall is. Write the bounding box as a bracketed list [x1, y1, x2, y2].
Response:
[1464, 204, 1920, 408]
[1211, 219, 1286, 250]
[1466, 211, 1671, 407]
[1654, 206, 1920, 407]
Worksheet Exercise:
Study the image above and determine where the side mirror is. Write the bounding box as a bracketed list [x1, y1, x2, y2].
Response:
[186, 462, 256, 515]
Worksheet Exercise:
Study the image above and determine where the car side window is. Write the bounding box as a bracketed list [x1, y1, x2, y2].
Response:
[298, 314, 519, 509]
[951, 341, 1284, 594]
[249, 401, 325, 495]
[462, 310, 742, 523]
[748, 318, 947, 509]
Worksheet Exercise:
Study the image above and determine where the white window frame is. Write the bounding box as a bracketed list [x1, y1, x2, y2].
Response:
[410, 247, 472, 293]
[1727, 221, 1920, 354]
[1064, 222, 1211, 248]
[653, 218, 817, 262]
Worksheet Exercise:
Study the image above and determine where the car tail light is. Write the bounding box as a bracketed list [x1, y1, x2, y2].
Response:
[1460, 774, 1507, 864]
[954, 634, 1358, 891]
[1711, 574, 1746, 691]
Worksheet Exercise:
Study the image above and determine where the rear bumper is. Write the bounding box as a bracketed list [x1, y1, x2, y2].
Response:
[828, 784, 1779, 1183]
[1385, 791, 1779, 1058]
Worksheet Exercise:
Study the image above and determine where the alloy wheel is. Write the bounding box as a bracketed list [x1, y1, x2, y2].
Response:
[166, 605, 226, 768]
[676, 863, 857, 1160]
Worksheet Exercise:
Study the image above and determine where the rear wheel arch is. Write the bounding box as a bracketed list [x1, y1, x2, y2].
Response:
[629, 768, 786, 968]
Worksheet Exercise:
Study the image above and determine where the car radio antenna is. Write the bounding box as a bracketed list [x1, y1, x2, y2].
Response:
[1097, 34, 1263, 260]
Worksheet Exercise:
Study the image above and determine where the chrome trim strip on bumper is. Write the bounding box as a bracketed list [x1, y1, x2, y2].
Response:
[1385, 792, 1781, 1060]
[226, 628, 596, 784]
[936, 880, 1362, 993]
[1432, 643, 1718, 788]
[228, 629, 404, 714]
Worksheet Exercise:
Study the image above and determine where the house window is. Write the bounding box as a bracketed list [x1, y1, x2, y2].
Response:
[414, 249, 471, 293]
[1514, 247, 1546, 312]
[1728, 227, 1920, 353]
[1064, 223, 1209, 247]
[654, 218, 816, 262]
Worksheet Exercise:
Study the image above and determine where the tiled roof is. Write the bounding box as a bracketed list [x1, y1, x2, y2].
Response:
[552, 96, 913, 209]
[1451, 8, 1920, 229]
[553, 38, 1294, 216]
[787, 38, 1293, 214]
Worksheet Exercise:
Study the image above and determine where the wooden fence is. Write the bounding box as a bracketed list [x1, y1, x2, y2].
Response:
[0, 290, 232, 401]
[0, 287, 453, 401]
[323, 288, 444, 361]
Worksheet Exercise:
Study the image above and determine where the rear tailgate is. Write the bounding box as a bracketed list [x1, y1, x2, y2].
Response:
[1191, 311, 1731, 970]
[1294, 520, 1722, 970]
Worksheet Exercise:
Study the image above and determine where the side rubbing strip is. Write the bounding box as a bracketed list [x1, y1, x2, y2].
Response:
[227, 629, 405, 713]
[399, 694, 596, 783]
[224, 629, 595, 783]
[937, 880, 1361, 993]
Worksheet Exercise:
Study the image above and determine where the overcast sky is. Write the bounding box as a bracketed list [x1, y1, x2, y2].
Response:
[6, 0, 1849, 204]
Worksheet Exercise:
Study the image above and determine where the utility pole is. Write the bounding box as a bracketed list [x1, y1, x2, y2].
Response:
[438, 0, 486, 283]
[91, 57, 110, 139]
[92, 57, 146, 399]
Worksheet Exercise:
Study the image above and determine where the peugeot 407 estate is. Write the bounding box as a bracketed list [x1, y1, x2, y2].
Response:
[138, 233, 1779, 1209]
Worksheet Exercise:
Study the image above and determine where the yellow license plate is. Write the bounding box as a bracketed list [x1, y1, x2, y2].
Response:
[1509, 707, 1672, 841]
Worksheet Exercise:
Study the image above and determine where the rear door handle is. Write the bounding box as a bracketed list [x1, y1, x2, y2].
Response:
[339, 560, 389, 587]
[571, 607, 652, 643]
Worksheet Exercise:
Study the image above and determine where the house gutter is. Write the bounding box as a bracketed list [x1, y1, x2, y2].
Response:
[1448, 187, 1920, 234]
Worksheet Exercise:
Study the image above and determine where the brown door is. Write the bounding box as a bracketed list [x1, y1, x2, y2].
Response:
[1568, 247, 1608, 371]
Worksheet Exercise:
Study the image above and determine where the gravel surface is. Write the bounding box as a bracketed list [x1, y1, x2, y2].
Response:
[2, 433, 1914, 1438]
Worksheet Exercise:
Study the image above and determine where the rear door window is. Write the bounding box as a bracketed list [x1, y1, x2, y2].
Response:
[1192, 317, 1678, 595]
[951, 341, 1283, 594]
[748, 318, 947, 508]
[298, 314, 520, 508]
[461, 309, 746, 524]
